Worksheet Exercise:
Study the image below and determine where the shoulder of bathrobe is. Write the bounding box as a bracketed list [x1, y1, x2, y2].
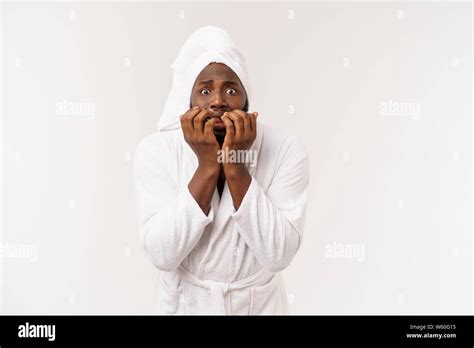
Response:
[134, 130, 182, 164]
[257, 121, 308, 162]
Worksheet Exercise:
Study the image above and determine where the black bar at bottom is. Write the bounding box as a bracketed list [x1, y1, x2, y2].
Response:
[0, 315, 472, 346]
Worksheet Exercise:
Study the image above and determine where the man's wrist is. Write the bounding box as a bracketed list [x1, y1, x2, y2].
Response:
[196, 162, 220, 178]
[223, 163, 248, 180]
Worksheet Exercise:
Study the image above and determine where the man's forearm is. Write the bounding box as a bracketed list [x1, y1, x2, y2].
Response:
[188, 164, 220, 215]
[223, 163, 252, 210]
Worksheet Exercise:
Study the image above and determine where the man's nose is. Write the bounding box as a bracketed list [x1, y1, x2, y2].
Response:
[210, 93, 228, 111]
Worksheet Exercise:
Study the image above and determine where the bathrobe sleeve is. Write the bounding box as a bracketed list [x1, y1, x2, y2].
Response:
[134, 135, 215, 272]
[231, 136, 309, 272]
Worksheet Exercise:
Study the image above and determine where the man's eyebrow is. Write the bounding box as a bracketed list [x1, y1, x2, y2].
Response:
[222, 80, 239, 86]
[197, 79, 239, 86]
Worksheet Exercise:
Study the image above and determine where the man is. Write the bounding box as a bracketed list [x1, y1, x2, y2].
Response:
[134, 26, 309, 314]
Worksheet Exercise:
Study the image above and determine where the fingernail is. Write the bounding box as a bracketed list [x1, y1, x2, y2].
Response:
[192, 106, 199, 109]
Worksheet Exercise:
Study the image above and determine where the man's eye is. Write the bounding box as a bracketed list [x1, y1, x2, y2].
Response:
[226, 88, 236, 95]
[200, 89, 211, 95]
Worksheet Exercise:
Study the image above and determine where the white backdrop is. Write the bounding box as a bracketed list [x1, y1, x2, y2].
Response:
[1, 1, 472, 314]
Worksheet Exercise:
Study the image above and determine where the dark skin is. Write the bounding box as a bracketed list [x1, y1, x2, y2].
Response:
[180, 63, 259, 214]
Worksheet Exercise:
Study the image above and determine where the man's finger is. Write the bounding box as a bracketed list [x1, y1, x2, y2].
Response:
[232, 109, 251, 133]
[183, 106, 202, 119]
[193, 109, 211, 134]
[225, 111, 244, 138]
[204, 117, 218, 138]
[181, 107, 202, 131]
[250, 112, 257, 133]
[221, 115, 235, 137]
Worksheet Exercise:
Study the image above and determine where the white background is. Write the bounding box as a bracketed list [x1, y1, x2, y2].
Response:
[1, 1, 472, 314]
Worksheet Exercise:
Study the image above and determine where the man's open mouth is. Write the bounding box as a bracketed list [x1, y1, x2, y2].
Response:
[211, 117, 225, 130]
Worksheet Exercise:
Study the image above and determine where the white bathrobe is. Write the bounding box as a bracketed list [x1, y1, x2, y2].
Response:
[133, 26, 309, 315]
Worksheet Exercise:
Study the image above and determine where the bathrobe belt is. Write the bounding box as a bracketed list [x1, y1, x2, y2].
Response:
[175, 265, 274, 314]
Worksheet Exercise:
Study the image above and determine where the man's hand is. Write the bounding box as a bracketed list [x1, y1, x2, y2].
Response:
[221, 110, 258, 152]
[181, 107, 220, 215]
[221, 110, 259, 210]
[180, 106, 220, 169]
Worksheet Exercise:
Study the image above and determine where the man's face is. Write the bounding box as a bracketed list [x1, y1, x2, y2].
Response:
[190, 63, 248, 137]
